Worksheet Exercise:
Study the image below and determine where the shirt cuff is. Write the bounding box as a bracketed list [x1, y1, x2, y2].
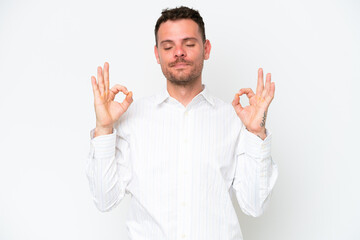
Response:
[244, 128, 272, 160]
[90, 128, 117, 158]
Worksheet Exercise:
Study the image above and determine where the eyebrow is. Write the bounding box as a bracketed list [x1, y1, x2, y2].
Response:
[159, 37, 199, 45]
[160, 40, 173, 45]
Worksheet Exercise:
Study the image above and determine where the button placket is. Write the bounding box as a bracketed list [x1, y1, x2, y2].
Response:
[176, 109, 186, 238]
[183, 108, 192, 239]
[177, 108, 191, 239]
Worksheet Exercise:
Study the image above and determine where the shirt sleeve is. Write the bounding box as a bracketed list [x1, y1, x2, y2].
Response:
[231, 126, 278, 217]
[85, 123, 132, 212]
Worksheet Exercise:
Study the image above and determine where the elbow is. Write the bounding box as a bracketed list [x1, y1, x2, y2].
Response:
[249, 194, 272, 217]
[95, 204, 110, 213]
[241, 205, 265, 217]
[237, 191, 271, 217]
[93, 193, 124, 213]
[92, 187, 126, 213]
[250, 209, 265, 217]
[95, 202, 115, 213]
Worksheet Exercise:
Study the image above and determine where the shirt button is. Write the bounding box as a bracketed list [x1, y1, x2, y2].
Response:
[183, 170, 187, 175]
[181, 234, 186, 238]
[182, 201, 186, 207]
[184, 111, 189, 116]
[184, 139, 188, 143]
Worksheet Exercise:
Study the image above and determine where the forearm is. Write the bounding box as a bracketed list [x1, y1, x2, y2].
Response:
[232, 128, 278, 217]
[86, 129, 131, 212]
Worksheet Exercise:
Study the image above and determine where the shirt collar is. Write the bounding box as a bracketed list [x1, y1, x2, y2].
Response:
[155, 84, 215, 107]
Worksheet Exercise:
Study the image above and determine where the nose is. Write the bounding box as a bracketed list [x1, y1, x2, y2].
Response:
[174, 45, 186, 58]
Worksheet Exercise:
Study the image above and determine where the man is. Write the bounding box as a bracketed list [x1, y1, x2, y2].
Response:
[87, 6, 278, 240]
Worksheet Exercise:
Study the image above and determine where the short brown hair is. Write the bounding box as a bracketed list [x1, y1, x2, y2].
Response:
[154, 6, 206, 46]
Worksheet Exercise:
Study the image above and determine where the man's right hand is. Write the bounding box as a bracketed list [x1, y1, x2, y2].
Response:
[91, 62, 133, 137]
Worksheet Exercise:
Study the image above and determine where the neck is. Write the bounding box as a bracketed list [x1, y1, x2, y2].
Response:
[166, 78, 203, 107]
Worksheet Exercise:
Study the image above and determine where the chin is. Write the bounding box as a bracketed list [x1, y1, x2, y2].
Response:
[163, 67, 201, 86]
[168, 79, 192, 86]
[168, 75, 198, 86]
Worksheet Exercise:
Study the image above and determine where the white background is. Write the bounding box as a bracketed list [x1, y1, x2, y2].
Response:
[0, 0, 359, 239]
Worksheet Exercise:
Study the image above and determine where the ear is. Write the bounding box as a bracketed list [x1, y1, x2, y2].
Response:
[204, 40, 211, 60]
[154, 45, 160, 64]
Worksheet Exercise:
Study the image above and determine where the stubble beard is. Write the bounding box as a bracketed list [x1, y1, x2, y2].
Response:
[162, 58, 204, 86]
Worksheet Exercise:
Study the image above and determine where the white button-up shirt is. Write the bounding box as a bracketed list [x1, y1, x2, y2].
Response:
[86, 85, 278, 240]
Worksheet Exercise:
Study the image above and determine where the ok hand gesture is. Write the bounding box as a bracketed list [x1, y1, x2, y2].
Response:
[91, 62, 133, 137]
[232, 68, 275, 140]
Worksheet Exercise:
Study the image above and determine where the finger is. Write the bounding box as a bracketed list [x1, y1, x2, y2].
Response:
[265, 79, 275, 106]
[91, 76, 100, 98]
[97, 66, 105, 96]
[110, 84, 129, 96]
[270, 82, 275, 98]
[119, 91, 133, 112]
[104, 62, 109, 94]
[238, 88, 255, 99]
[256, 68, 264, 95]
[109, 84, 129, 101]
[262, 73, 271, 97]
[232, 93, 243, 113]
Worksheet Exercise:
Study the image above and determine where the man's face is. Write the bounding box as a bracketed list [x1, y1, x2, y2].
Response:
[154, 19, 211, 86]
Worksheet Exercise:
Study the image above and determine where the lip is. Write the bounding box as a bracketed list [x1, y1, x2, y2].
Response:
[173, 63, 189, 69]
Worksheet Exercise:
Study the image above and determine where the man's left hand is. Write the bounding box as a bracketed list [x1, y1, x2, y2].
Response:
[232, 68, 275, 140]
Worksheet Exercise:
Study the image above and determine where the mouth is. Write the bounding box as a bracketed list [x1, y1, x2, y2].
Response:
[173, 63, 189, 69]
[169, 59, 191, 68]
